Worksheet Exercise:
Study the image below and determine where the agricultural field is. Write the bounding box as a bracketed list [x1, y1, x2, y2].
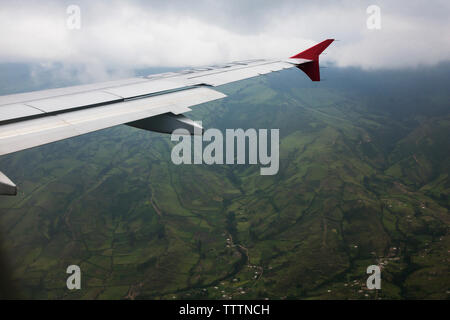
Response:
[0, 63, 448, 299]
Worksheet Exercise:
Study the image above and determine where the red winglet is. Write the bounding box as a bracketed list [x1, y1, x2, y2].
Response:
[290, 39, 334, 81]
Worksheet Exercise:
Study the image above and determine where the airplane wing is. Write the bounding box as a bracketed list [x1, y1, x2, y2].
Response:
[0, 39, 334, 195]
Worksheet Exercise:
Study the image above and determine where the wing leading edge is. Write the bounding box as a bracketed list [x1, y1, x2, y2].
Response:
[0, 39, 334, 195]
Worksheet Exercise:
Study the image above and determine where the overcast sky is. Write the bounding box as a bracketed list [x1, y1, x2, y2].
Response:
[0, 0, 449, 81]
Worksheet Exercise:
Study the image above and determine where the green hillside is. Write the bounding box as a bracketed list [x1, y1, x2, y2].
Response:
[0, 65, 448, 299]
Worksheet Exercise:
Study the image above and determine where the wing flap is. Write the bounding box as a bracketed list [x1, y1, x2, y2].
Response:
[25, 91, 122, 113]
[0, 103, 44, 122]
[0, 77, 147, 107]
[103, 79, 186, 99]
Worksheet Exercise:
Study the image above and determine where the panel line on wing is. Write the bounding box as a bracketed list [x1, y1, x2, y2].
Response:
[0, 87, 226, 156]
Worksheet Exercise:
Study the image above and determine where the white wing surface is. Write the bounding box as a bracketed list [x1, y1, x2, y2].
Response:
[0, 39, 334, 195]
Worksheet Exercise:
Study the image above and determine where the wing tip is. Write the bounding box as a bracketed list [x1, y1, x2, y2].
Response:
[290, 39, 335, 60]
[290, 39, 335, 81]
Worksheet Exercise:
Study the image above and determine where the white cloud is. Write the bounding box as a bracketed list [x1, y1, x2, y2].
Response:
[0, 0, 449, 82]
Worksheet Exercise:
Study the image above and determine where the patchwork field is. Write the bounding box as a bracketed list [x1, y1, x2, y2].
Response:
[0, 64, 448, 299]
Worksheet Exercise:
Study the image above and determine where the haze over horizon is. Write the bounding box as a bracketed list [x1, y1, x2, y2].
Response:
[0, 0, 449, 83]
